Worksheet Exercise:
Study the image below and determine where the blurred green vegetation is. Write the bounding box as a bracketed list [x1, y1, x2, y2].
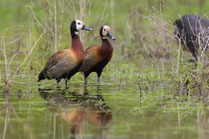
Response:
[0, 0, 209, 92]
[1, 0, 209, 33]
[1, 0, 208, 58]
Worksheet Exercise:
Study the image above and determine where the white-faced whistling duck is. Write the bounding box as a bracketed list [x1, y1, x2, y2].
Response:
[38, 20, 93, 86]
[80, 25, 115, 84]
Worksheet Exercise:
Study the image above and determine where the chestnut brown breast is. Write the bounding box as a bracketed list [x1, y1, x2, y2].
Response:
[80, 39, 113, 73]
[97, 39, 113, 60]
[71, 35, 84, 61]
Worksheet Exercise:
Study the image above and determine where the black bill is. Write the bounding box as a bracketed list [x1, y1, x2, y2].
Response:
[107, 32, 116, 40]
[82, 25, 93, 31]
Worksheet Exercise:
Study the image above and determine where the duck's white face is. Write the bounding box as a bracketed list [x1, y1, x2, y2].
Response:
[75, 20, 84, 31]
[102, 26, 110, 37]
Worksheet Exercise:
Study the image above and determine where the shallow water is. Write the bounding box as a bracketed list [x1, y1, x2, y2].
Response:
[0, 59, 209, 139]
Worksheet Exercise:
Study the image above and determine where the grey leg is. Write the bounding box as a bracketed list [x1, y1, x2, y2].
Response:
[85, 78, 88, 84]
[65, 79, 68, 88]
[97, 77, 101, 83]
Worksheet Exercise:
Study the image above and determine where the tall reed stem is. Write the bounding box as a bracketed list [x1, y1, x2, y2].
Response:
[2, 37, 10, 92]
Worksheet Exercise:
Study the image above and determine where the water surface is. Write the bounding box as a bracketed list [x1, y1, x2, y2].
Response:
[0, 59, 209, 139]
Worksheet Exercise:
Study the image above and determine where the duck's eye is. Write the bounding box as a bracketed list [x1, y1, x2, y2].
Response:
[78, 22, 81, 25]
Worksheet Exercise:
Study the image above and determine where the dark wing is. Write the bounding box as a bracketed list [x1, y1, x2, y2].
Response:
[42, 49, 78, 79]
[80, 46, 102, 73]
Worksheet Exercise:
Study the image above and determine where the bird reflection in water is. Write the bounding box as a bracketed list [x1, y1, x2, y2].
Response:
[38, 85, 112, 138]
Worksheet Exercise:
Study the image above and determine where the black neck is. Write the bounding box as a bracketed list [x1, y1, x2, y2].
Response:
[102, 38, 110, 45]
[71, 30, 78, 38]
